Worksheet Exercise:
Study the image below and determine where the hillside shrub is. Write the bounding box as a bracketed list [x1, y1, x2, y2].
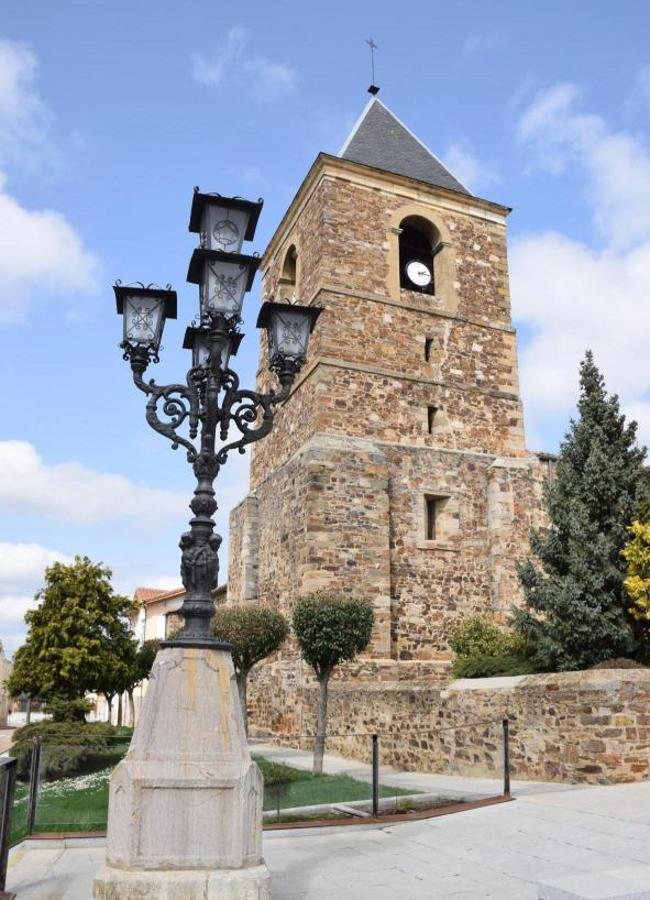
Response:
[450, 615, 535, 678]
[452, 653, 537, 679]
[11, 721, 124, 780]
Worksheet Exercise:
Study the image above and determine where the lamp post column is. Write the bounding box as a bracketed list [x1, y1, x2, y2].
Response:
[94, 189, 323, 900]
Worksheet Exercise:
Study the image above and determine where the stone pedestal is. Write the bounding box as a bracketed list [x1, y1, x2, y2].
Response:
[94, 646, 270, 899]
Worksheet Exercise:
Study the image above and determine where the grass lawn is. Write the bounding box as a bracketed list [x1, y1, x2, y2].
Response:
[10, 739, 131, 842]
[9, 752, 413, 840]
[254, 756, 413, 812]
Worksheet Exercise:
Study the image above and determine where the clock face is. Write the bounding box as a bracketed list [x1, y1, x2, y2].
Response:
[212, 219, 240, 250]
[405, 260, 433, 288]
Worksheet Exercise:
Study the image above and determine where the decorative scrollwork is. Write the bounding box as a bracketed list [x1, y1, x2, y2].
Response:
[214, 370, 293, 467]
[133, 370, 201, 461]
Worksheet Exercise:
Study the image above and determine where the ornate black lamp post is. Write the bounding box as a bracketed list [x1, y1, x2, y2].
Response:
[115, 189, 322, 647]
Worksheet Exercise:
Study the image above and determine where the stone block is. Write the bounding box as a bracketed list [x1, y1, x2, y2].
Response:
[94, 863, 271, 899]
[538, 865, 650, 899]
[94, 646, 269, 897]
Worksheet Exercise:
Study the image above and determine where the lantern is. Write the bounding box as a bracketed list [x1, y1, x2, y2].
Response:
[189, 191, 263, 253]
[187, 249, 259, 322]
[114, 285, 177, 353]
[256, 301, 323, 371]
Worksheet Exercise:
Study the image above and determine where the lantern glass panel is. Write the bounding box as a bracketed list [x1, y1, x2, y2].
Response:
[269, 309, 311, 361]
[202, 258, 248, 318]
[123, 294, 166, 349]
[201, 204, 250, 253]
[192, 333, 211, 368]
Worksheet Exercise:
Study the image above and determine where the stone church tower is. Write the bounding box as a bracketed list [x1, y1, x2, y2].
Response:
[228, 98, 550, 732]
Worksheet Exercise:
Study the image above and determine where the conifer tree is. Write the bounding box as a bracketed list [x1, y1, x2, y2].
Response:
[513, 351, 647, 671]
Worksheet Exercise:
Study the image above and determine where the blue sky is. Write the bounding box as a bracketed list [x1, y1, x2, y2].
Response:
[2, 0, 650, 654]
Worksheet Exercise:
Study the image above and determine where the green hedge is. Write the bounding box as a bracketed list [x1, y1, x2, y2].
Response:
[452, 653, 537, 679]
[450, 615, 537, 678]
[11, 722, 129, 781]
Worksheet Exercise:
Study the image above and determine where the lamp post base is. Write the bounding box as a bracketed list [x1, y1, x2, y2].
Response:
[93, 645, 270, 899]
[94, 863, 271, 899]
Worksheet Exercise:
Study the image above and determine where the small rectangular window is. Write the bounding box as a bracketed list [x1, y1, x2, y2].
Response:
[427, 406, 438, 434]
[424, 337, 434, 361]
[425, 496, 437, 540]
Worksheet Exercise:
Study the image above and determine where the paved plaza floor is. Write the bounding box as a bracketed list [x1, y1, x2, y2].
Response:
[6, 747, 650, 898]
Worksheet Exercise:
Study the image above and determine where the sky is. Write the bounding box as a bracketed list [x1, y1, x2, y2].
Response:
[1, 0, 650, 656]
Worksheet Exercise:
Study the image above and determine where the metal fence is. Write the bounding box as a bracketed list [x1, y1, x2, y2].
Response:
[0, 757, 17, 893]
[256, 716, 512, 825]
[1, 717, 512, 842]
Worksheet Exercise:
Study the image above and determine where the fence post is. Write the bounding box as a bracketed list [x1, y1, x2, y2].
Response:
[0, 757, 17, 892]
[26, 737, 41, 835]
[371, 734, 379, 817]
[502, 718, 511, 798]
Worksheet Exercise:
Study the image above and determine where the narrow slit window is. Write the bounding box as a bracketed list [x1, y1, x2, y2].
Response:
[425, 496, 437, 541]
[424, 337, 434, 361]
[427, 406, 438, 434]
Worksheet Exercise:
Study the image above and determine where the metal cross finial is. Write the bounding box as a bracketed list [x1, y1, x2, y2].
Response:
[366, 38, 379, 95]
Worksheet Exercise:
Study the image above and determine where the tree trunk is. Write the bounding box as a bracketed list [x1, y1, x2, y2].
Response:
[25, 696, 31, 726]
[313, 673, 330, 774]
[237, 672, 249, 737]
[117, 693, 123, 727]
[105, 694, 113, 724]
[128, 690, 135, 727]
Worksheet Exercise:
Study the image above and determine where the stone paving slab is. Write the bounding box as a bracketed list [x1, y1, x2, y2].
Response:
[6, 764, 650, 899]
[539, 865, 650, 899]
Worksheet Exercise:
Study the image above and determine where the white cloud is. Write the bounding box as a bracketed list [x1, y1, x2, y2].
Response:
[0, 441, 187, 525]
[518, 83, 650, 249]
[191, 26, 248, 86]
[0, 595, 38, 657]
[0, 541, 72, 657]
[191, 27, 297, 102]
[0, 542, 72, 593]
[0, 38, 52, 172]
[0, 38, 100, 322]
[624, 64, 650, 117]
[443, 143, 498, 193]
[511, 84, 650, 451]
[0, 187, 100, 322]
[250, 60, 297, 102]
[462, 30, 506, 56]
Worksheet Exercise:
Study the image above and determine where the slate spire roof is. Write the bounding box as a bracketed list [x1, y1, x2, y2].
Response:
[339, 98, 471, 196]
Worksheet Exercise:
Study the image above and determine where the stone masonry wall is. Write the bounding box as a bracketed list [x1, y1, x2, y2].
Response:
[251, 166, 524, 489]
[233, 433, 549, 662]
[229, 155, 554, 753]
[249, 669, 650, 785]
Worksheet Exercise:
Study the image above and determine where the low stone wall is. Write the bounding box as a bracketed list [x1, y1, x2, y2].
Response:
[441, 669, 650, 784]
[250, 668, 650, 785]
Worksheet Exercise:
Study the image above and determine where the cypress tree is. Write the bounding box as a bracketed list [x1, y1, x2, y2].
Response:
[513, 351, 647, 671]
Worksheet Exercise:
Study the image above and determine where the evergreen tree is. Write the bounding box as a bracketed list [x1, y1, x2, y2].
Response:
[513, 351, 647, 671]
[8, 556, 137, 718]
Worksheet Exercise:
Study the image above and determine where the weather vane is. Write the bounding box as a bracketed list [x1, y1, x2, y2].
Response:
[366, 38, 379, 95]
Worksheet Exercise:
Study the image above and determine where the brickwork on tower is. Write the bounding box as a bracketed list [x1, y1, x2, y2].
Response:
[227, 102, 551, 741]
